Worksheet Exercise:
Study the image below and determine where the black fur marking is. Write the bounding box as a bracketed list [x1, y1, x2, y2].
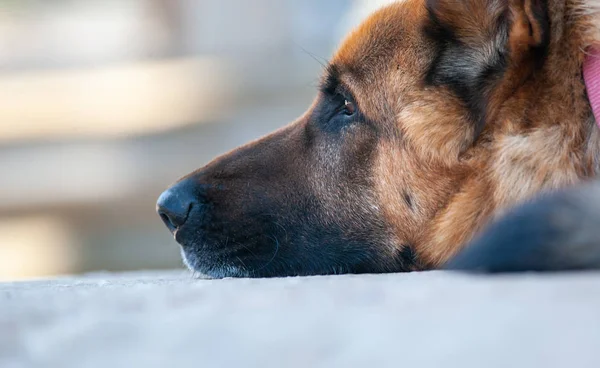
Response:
[529, 0, 551, 70]
[320, 64, 342, 96]
[403, 191, 414, 210]
[423, 3, 510, 137]
[395, 245, 421, 271]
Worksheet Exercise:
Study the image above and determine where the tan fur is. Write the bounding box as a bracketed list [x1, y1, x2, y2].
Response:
[331, 0, 600, 267]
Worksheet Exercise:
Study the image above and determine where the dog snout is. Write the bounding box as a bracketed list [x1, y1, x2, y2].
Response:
[157, 179, 200, 233]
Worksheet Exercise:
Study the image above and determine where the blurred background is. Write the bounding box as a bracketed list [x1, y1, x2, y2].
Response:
[0, 0, 395, 281]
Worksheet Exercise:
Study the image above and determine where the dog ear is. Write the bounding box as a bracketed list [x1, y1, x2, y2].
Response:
[424, 0, 550, 137]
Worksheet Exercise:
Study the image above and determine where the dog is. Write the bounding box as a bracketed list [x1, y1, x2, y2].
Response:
[157, 0, 600, 278]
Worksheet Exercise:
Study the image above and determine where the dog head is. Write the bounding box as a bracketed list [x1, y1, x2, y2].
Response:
[157, 0, 591, 277]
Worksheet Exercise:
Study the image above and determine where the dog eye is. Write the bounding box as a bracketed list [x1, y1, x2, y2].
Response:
[343, 99, 356, 116]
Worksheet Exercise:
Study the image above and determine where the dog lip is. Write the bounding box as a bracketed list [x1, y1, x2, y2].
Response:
[181, 247, 250, 279]
[173, 225, 188, 244]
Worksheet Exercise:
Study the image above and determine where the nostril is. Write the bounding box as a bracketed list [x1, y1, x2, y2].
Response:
[157, 203, 191, 233]
[159, 211, 178, 232]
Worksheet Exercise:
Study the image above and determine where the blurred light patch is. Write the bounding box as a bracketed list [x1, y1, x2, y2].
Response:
[0, 0, 356, 280]
[0, 144, 142, 211]
[0, 215, 77, 281]
[0, 57, 234, 142]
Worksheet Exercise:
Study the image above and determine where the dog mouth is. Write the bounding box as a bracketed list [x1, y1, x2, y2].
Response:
[181, 247, 252, 279]
[175, 226, 283, 278]
[180, 247, 251, 279]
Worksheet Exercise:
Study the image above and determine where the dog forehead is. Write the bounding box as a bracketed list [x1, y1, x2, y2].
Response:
[332, 0, 426, 81]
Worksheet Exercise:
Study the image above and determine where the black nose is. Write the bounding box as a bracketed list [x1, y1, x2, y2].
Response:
[156, 179, 197, 232]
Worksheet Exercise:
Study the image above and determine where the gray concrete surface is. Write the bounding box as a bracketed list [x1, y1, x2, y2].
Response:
[2, 270, 600, 368]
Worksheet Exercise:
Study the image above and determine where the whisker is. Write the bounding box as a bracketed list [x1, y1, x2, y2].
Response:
[235, 255, 249, 271]
[251, 234, 280, 273]
[294, 42, 329, 68]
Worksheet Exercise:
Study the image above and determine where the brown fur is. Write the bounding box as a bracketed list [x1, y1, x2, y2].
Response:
[331, 0, 599, 267]
[158, 0, 600, 277]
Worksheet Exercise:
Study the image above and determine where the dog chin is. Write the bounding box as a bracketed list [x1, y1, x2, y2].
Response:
[180, 248, 249, 279]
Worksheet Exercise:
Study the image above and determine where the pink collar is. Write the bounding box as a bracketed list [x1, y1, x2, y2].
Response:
[584, 46, 600, 126]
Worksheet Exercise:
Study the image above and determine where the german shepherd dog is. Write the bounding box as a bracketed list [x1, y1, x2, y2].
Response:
[157, 0, 600, 278]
